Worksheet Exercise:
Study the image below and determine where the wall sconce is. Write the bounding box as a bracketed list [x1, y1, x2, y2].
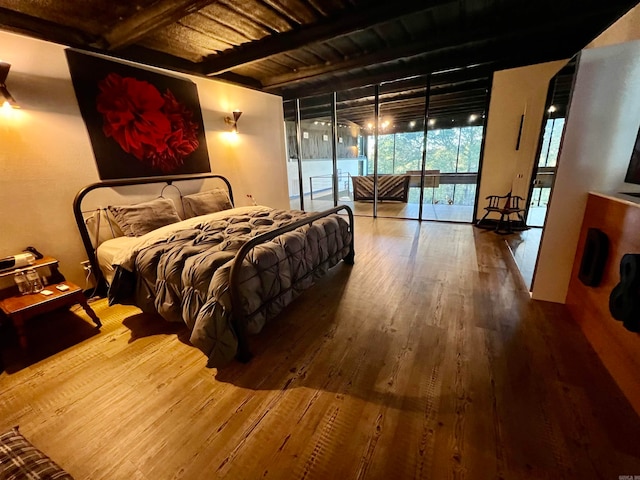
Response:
[224, 110, 242, 133]
[0, 61, 19, 108]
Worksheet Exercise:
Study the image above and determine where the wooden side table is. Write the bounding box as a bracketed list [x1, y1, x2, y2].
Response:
[0, 257, 101, 349]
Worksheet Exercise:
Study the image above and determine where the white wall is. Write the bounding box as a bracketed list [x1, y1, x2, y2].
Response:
[0, 30, 288, 287]
[532, 40, 640, 302]
[477, 60, 567, 217]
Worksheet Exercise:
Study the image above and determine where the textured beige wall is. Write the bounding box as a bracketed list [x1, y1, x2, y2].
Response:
[0, 29, 288, 288]
[477, 60, 567, 218]
[586, 2, 640, 49]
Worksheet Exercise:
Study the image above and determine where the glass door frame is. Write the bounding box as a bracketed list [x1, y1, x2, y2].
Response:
[287, 74, 492, 224]
[524, 70, 569, 226]
[416, 75, 431, 221]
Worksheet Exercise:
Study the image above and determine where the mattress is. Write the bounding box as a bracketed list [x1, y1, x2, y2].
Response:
[96, 236, 138, 285]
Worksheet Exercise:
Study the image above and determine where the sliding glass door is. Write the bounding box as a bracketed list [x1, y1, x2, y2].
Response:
[284, 95, 337, 212]
[420, 121, 483, 222]
[528, 114, 563, 227]
[420, 77, 488, 223]
[284, 99, 302, 210]
[335, 86, 375, 217]
[526, 59, 574, 228]
[284, 73, 490, 224]
[375, 80, 427, 220]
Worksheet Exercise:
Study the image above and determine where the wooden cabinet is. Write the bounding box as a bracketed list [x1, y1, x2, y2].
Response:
[0, 257, 101, 349]
[566, 192, 640, 415]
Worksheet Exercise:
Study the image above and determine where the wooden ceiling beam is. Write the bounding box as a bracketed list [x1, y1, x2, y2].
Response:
[332, 76, 489, 104]
[277, 53, 500, 100]
[291, 88, 488, 124]
[275, 29, 581, 101]
[263, 38, 455, 90]
[200, 0, 455, 75]
[336, 96, 486, 119]
[0, 7, 99, 47]
[99, 0, 219, 50]
[103, 45, 263, 89]
[285, 80, 488, 120]
[270, 5, 630, 98]
[110, 44, 206, 74]
[265, 19, 574, 92]
[350, 82, 488, 109]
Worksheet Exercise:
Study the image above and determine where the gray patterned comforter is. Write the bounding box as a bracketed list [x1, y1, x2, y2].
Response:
[107, 206, 352, 367]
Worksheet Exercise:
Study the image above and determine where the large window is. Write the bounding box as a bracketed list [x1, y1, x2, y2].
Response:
[365, 121, 484, 222]
[367, 131, 424, 175]
[285, 75, 489, 223]
[528, 115, 564, 226]
[538, 117, 565, 168]
[425, 124, 483, 208]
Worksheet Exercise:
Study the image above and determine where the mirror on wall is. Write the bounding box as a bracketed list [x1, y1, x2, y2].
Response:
[507, 55, 579, 289]
[526, 57, 577, 227]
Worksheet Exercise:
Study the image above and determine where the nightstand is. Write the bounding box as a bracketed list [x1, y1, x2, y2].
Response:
[0, 257, 101, 349]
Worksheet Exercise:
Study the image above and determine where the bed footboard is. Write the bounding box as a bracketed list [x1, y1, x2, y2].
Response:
[228, 205, 355, 362]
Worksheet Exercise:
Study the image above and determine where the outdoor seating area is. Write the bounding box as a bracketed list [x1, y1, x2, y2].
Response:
[351, 170, 444, 203]
[351, 174, 410, 202]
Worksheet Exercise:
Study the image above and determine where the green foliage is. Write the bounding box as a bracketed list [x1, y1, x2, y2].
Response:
[538, 118, 565, 167]
[363, 125, 484, 205]
[368, 131, 424, 174]
[367, 126, 483, 175]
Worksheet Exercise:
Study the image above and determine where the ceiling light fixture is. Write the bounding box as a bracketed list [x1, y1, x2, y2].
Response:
[224, 110, 242, 133]
[0, 61, 19, 108]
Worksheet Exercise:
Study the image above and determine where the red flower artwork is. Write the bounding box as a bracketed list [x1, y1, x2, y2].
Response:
[96, 73, 199, 172]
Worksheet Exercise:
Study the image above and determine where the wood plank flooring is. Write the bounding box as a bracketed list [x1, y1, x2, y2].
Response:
[1, 217, 639, 479]
[291, 196, 475, 222]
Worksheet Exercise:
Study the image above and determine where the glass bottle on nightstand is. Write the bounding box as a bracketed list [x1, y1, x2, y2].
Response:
[14, 271, 31, 295]
[25, 268, 43, 293]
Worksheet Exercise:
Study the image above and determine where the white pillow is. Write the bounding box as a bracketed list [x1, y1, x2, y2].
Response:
[85, 209, 125, 247]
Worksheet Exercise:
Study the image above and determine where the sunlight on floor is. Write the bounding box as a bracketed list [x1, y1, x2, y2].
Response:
[292, 194, 545, 289]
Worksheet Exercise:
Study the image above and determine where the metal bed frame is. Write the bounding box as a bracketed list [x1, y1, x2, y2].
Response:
[73, 173, 355, 362]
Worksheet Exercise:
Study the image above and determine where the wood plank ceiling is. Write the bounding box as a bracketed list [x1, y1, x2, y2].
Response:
[0, 0, 636, 125]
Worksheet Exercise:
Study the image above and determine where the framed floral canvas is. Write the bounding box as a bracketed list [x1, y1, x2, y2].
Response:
[66, 49, 210, 180]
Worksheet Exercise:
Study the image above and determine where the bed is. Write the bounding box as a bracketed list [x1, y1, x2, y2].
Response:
[73, 174, 354, 367]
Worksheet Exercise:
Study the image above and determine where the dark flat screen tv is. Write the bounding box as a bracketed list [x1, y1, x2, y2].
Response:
[625, 125, 640, 184]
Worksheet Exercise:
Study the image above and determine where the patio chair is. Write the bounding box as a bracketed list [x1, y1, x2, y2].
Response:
[479, 191, 527, 234]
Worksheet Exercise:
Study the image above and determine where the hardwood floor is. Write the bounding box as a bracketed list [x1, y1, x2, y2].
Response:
[291, 196, 475, 222]
[1, 217, 639, 479]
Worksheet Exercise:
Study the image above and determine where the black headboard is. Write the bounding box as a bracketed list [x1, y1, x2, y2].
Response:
[73, 173, 234, 288]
